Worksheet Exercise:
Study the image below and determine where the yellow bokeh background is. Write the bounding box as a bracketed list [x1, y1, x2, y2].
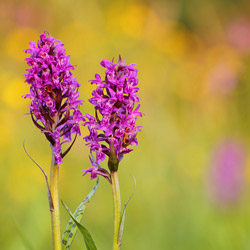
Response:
[1, 0, 250, 249]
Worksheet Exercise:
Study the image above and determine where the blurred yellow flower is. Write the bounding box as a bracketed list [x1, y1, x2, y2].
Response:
[107, 2, 148, 39]
[156, 22, 203, 60]
[0, 111, 12, 148]
[120, 4, 148, 39]
[58, 21, 99, 58]
[5, 27, 38, 61]
[3, 77, 29, 109]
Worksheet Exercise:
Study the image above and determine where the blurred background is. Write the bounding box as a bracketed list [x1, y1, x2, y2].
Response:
[1, 0, 250, 249]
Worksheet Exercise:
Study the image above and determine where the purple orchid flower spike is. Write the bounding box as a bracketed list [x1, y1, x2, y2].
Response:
[24, 31, 84, 165]
[83, 55, 143, 249]
[83, 55, 143, 180]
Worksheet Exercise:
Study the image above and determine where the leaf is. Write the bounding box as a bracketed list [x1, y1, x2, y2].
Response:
[62, 201, 98, 250]
[90, 151, 100, 167]
[118, 175, 136, 247]
[23, 140, 54, 211]
[62, 178, 99, 250]
[61, 133, 77, 159]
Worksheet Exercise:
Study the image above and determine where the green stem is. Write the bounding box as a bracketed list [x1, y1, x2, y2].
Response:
[50, 152, 62, 250]
[111, 171, 121, 250]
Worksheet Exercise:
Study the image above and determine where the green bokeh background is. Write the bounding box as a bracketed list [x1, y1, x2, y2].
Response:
[1, 0, 250, 249]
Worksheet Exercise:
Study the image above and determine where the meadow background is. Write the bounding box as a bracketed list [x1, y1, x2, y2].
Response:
[1, 0, 250, 249]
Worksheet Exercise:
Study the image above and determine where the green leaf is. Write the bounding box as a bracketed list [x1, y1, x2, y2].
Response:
[118, 175, 136, 246]
[62, 178, 99, 250]
[62, 201, 98, 250]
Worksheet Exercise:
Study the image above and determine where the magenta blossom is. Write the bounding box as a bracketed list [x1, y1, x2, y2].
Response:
[83, 56, 143, 180]
[207, 139, 247, 206]
[24, 31, 84, 165]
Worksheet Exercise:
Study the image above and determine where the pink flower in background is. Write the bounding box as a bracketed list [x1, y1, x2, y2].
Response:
[207, 139, 247, 206]
[227, 18, 250, 52]
[207, 63, 238, 95]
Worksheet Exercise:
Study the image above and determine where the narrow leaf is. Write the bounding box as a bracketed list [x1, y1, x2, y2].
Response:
[62, 201, 97, 250]
[62, 178, 99, 250]
[57, 105, 70, 128]
[61, 133, 77, 159]
[23, 140, 54, 211]
[118, 175, 136, 246]
[31, 113, 45, 130]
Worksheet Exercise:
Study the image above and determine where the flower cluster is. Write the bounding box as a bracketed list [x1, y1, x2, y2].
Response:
[24, 32, 84, 165]
[83, 56, 142, 178]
